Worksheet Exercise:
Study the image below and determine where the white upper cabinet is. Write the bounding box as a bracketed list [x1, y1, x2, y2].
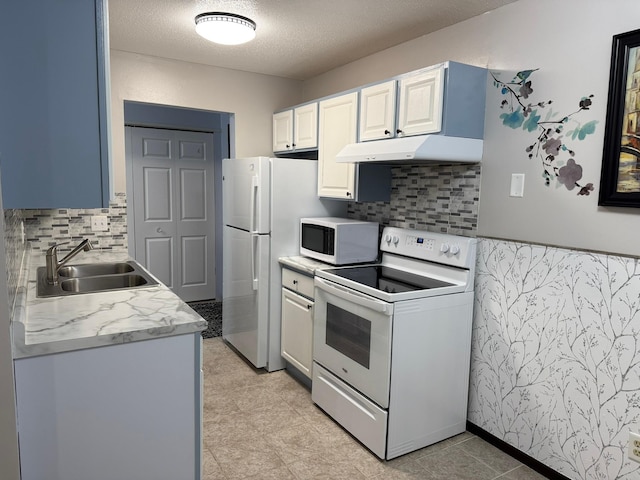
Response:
[273, 102, 318, 153]
[359, 65, 445, 142]
[294, 103, 318, 150]
[318, 92, 392, 201]
[397, 65, 444, 137]
[359, 80, 397, 142]
[273, 110, 294, 152]
[317, 93, 358, 199]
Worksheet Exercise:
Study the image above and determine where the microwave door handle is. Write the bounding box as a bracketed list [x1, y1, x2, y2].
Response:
[251, 234, 259, 291]
[249, 175, 259, 234]
[315, 278, 392, 315]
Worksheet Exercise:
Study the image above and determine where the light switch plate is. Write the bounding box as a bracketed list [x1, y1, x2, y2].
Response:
[91, 216, 108, 232]
[510, 173, 525, 197]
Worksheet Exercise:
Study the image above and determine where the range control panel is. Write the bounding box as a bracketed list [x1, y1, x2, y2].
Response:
[405, 235, 436, 250]
[380, 227, 477, 269]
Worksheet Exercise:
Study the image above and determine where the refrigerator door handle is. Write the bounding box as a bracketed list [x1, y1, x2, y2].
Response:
[249, 175, 259, 234]
[251, 233, 259, 291]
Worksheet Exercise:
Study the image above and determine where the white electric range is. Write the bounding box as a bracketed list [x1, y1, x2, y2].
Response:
[311, 226, 477, 460]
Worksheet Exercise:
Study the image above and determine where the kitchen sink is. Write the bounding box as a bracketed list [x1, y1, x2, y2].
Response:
[58, 262, 134, 278]
[36, 261, 159, 297]
[60, 274, 149, 293]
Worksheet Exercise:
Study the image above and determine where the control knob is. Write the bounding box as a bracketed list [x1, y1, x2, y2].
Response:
[384, 234, 392, 245]
[450, 244, 461, 255]
[392, 235, 399, 246]
[440, 243, 450, 253]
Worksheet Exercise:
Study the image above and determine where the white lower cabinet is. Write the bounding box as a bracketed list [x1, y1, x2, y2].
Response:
[14, 334, 202, 480]
[281, 268, 314, 378]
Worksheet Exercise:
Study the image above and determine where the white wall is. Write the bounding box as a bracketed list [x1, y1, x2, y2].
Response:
[109, 50, 302, 193]
[301, 0, 640, 258]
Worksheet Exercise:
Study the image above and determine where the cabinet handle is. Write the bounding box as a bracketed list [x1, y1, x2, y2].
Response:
[292, 143, 296, 148]
[346, 192, 352, 197]
[396, 129, 403, 136]
[384, 129, 391, 136]
[286, 144, 291, 149]
[292, 279, 298, 285]
[307, 305, 312, 310]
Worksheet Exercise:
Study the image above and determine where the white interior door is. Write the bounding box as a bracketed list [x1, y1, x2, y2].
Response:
[130, 127, 216, 302]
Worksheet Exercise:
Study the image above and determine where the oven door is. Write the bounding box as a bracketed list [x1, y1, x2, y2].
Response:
[313, 276, 393, 408]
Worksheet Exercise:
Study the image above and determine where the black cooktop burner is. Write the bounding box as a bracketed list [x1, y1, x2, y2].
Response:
[324, 266, 453, 294]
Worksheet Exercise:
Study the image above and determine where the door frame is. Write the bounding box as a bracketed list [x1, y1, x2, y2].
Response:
[124, 101, 232, 299]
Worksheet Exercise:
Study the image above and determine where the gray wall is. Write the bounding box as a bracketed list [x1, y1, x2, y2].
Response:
[302, 0, 640, 258]
[298, 1, 640, 478]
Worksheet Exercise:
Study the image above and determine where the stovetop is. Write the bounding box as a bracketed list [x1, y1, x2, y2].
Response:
[313, 227, 477, 303]
[323, 265, 454, 294]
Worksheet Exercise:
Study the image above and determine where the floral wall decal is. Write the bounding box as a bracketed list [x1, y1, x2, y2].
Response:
[492, 70, 597, 196]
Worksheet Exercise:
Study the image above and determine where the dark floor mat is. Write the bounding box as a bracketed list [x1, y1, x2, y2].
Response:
[187, 300, 222, 339]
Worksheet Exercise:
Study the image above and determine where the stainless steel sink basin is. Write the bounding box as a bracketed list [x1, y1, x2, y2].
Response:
[58, 262, 134, 278]
[36, 261, 159, 297]
[60, 274, 149, 293]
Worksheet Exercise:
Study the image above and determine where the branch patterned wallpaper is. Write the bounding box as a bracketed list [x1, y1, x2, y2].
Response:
[470, 238, 640, 480]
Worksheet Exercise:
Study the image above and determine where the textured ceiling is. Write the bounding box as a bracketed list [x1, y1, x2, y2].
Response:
[108, 0, 519, 81]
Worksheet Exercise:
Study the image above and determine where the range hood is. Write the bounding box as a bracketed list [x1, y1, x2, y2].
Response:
[335, 135, 483, 164]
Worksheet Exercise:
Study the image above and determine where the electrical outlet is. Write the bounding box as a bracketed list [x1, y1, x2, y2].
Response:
[629, 431, 640, 463]
[91, 215, 108, 232]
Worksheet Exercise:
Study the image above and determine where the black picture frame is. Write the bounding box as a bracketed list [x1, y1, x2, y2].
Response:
[599, 28, 640, 207]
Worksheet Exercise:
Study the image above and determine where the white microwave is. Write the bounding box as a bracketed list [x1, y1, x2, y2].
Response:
[299, 217, 379, 265]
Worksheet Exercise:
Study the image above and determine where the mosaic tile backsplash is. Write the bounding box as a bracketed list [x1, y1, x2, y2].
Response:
[22, 193, 128, 253]
[4, 209, 26, 318]
[347, 163, 481, 236]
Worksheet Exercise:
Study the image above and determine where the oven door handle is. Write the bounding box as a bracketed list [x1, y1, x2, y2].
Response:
[315, 278, 392, 315]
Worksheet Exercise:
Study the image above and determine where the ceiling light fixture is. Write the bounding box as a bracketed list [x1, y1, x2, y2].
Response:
[195, 12, 256, 46]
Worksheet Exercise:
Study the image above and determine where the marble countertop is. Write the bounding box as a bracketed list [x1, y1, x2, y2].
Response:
[278, 255, 333, 276]
[12, 248, 207, 359]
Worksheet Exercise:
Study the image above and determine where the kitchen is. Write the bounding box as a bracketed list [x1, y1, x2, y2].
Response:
[1, 0, 640, 479]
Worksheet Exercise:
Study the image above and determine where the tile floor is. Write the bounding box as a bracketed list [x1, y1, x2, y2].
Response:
[201, 338, 549, 480]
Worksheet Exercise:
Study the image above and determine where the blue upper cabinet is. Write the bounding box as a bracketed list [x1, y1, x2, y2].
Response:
[0, 0, 110, 209]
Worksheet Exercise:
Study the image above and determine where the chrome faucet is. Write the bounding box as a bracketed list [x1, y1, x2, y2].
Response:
[45, 239, 94, 285]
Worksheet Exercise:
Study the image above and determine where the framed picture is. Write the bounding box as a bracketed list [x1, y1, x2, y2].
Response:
[599, 28, 640, 207]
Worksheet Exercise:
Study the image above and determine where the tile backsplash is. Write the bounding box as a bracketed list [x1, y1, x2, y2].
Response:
[348, 163, 481, 236]
[3, 209, 26, 318]
[22, 193, 128, 252]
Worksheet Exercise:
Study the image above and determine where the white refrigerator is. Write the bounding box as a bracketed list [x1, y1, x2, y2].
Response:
[222, 157, 346, 371]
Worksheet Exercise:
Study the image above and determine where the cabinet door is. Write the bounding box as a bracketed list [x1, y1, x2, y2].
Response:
[281, 288, 314, 378]
[294, 103, 318, 150]
[273, 110, 294, 152]
[359, 80, 397, 141]
[317, 92, 358, 199]
[397, 66, 444, 137]
[0, 0, 110, 208]
[14, 335, 200, 480]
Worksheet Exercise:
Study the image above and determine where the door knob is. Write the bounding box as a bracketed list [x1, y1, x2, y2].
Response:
[384, 129, 391, 136]
[396, 129, 403, 136]
[156, 227, 165, 234]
